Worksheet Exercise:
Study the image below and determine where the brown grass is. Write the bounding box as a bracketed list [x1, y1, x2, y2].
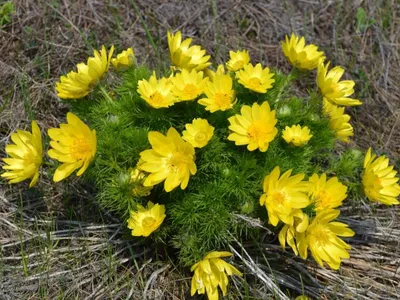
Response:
[1, 0, 399, 299]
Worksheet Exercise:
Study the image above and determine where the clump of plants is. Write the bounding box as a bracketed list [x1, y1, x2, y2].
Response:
[2, 31, 399, 299]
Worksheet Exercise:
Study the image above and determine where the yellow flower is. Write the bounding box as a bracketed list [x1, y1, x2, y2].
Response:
[56, 45, 114, 99]
[226, 50, 250, 71]
[48, 113, 97, 182]
[167, 30, 211, 71]
[281, 33, 325, 70]
[282, 125, 312, 146]
[137, 72, 176, 108]
[130, 168, 153, 197]
[362, 148, 400, 205]
[138, 127, 197, 192]
[182, 118, 214, 148]
[297, 209, 354, 270]
[111, 47, 135, 70]
[278, 210, 309, 255]
[317, 61, 362, 106]
[1, 121, 42, 187]
[198, 74, 236, 112]
[171, 69, 208, 101]
[228, 101, 278, 152]
[259, 166, 310, 226]
[323, 98, 354, 142]
[127, 201, 166, 237]
[191, 251, 242, 300]
[204, 64, 225, 82]
[236, 63, 275, 93]
[295, 296, 309, 300]
[308, 173, 348, 211]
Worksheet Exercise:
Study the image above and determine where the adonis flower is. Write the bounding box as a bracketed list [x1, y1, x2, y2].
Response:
[236, 63, 275, 93]
[191, 251, 242, 300]
[127, 201, 166, 237]
[182, 118, 214, 148]
[204, 64, 225, 82]
[323, 99, 354, 142]
[317, 61, 362, 107]
[281, 33, 325, 70]
[282, 124, 312, 146]
[226, 50, 250, 71]
[138, 127, 196, 192]
[260, 166, 310, 226]
[56, 45, 114, 99]
[111, 47, 135, 70]
[228, 101, 278, 152]
[1, 121, 42, 187]
[308, 173, 348, 211]
[130, 168, 153, 197]
[362, 148, 400, 205]
[297, 209, 354, 270]
[48, 113, 97, 182]
[198, 74, 236, 112]
[171, 69, 208, 101]
[167, 30, 211, 71]
[278, 210, 309, 255]
[137, 72, 176, 108]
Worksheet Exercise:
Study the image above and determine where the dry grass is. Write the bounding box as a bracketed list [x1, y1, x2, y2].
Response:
[1, 0, 399, 299]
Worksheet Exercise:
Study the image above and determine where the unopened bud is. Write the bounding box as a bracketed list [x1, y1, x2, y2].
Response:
[241, 200, 254, 214]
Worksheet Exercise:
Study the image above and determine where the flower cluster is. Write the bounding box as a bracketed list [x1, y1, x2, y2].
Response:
[260, 167, 354, 269]
[2, 113, 96, 185]
[2, 31, 399, 300]
[55, 45, 136, 99]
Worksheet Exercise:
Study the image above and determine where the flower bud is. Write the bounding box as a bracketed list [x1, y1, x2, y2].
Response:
[241, 200, 254, 214]
[277, 105, 291, 117]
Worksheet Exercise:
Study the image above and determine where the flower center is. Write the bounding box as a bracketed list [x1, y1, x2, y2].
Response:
[150, 92, 164, 105]
[194, 132, 207, 144]
[183, 84, 199, 99]
[214, 91, 233, 108]
[248, 77, 262, 90]
[142, 216, 156, 227]
[70, 138, 92, 160]
[24, 151, 42, 167]
[290, 131, 300, 139]
[311, 225, 329, 245]
[272, 191, 287, 206]
[315, 191, 331, 209]
[232, 60, 244, 70]
[247, 120, 272, 140]
[167, 152, 191, 173]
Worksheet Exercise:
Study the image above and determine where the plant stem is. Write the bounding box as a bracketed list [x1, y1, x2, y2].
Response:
[130, 0, 160, 60]
[42, 161, 54, 167]
[99, 85, 114, 103]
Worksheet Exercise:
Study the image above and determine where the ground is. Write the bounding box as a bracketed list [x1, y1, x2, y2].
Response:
[0, 0, 399, 299]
